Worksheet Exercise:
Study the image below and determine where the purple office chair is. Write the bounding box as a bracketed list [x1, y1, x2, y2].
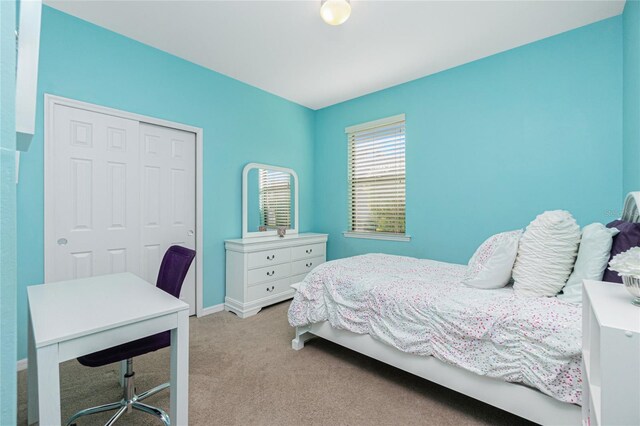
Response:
[66, 245, 196, 426]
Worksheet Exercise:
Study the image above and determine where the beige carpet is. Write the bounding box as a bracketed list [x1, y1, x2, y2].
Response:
[17, 301, 534, 426]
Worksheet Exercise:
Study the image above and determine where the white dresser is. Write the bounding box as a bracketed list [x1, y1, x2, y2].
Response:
[582, 280, 640, 426]
[225, 233, 328, 318]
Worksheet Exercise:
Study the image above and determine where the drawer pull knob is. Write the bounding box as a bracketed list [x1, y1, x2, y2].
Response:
[306, 262, 313, 268]
[306, 249, 313, 254]
[266, 254, 275, 260]
[267, 270, 275, 276]
[266, 285, 275, 292]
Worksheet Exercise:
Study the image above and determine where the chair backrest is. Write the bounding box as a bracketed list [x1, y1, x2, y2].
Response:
[156, 245, 196, 298]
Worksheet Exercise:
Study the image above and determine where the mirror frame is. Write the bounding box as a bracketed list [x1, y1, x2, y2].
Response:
[242, 162, 299, 239]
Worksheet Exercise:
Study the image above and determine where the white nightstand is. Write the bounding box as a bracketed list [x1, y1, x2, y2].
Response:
[582, 280, 640, 426]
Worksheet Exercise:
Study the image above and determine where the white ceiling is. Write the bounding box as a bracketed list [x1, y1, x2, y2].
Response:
[45, 0, 625, 110]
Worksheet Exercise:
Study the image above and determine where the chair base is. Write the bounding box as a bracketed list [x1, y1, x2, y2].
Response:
[66, 359, 170, 426]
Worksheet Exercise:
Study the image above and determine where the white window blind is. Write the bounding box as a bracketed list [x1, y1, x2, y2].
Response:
[259, 168, 291, 228]
[347, 114, 406, 236]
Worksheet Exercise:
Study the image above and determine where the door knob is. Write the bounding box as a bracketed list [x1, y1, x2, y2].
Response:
[187, 230, 194, 236]
[57, 238, 68, 246]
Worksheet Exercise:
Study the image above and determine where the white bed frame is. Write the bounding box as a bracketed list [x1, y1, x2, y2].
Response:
[292, 322, 580, 425]
[290, 193, 640, 425]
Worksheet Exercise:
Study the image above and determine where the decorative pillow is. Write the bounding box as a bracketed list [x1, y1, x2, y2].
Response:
[602, 220, 640, 283]
[463, 230, 522, 289]
[512, 210, 581, 297]
[557, 223, 619, 304]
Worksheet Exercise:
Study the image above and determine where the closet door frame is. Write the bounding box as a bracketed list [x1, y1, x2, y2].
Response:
[44, 94, 205, 317]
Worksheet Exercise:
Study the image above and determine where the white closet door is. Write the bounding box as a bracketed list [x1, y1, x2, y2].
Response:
[47, 105, 141, 281]
[47, 103, 198, 315]
[139, 123, 196, 314]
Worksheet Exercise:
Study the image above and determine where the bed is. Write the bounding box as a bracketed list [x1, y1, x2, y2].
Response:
[288, 193, 640, 425]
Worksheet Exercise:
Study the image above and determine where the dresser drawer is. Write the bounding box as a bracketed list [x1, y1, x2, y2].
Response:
[290, 273, 309, 285]
[248, 262, 291, 286]
[291, 256, 324, 276]
[247, 248, 291, 269]
[291, 243, 325, 260]
[247, 278, 291, 302]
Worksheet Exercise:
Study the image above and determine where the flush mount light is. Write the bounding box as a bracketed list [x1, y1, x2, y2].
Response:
[320, 0, 351, 26]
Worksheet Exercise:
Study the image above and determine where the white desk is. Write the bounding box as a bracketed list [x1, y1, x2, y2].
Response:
[27, 272, 190, 425]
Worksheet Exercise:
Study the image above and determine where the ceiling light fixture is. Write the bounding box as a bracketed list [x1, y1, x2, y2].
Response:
[320, 0, 351, 26]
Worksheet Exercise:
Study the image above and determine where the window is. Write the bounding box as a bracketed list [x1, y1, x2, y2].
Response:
[345, 114, 407, 241]
[259, 168, 291, 228]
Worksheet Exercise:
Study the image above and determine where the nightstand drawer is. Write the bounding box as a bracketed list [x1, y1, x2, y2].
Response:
[247, 278, 291, 302]
[291, 256, 324, 276]
[291, 243, 325, 260]
[248, 248, 291, 269]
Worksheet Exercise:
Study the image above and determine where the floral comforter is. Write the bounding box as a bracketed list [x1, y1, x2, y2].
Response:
[288, 254, 582, 404]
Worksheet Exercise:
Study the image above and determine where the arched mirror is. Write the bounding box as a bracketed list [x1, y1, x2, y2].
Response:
[242, 163, 299, 238]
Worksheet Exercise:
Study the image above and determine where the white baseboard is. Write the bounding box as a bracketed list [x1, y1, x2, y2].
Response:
[197, 303, 224, 317]
[17, 358, 27, 372]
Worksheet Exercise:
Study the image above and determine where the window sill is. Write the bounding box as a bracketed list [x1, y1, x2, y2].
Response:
[342, 232, 411, 242]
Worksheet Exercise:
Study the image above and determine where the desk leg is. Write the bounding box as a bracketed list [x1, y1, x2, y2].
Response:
[170, 310, 189, 425]
[27, 310, 38, 425]
[36, 344, 61, 424]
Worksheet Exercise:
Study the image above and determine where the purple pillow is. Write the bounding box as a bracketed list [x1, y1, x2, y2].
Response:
[603, 220, 640, 283]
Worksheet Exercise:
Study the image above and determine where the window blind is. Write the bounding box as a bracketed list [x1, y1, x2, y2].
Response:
[259, 168, 291, 228]
[347, 115, 406, 235]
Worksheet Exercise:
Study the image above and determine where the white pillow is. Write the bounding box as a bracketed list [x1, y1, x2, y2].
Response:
[557, 223, 619, 304]
[463, 230, 522, 289]
[513, 210, 581, 297]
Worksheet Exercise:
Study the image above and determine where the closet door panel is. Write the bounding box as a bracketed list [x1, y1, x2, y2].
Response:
[139, 123, 196, 314]
[47, 104, 197, 315]
[47, 104, 140, 281]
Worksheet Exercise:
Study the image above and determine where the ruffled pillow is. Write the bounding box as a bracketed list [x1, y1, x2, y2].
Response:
[513, 210, 580, 297]
[463, 230, 522, 289]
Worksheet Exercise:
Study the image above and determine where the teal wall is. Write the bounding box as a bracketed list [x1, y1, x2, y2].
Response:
[624, 0, 640, 196]
[313, 17, 623, 265]
[15, 6, 315, 359]
[0, 0, 18, 422]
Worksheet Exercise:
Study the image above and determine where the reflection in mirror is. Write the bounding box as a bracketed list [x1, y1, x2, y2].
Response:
[247, 168, 295, 233]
